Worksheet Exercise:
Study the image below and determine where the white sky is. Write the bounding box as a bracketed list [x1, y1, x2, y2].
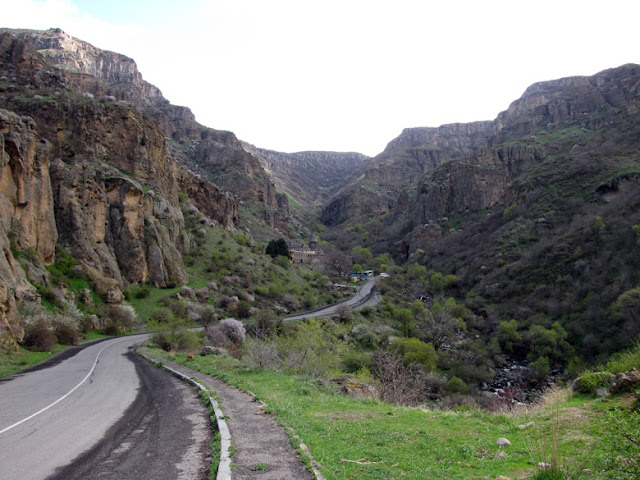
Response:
[2, 0, 639, 156]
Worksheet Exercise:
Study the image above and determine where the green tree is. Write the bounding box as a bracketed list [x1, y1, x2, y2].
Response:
[498, 319, 523, 354]
[351, 245, 373, 266]
[266, 238, 290, 258]
[530, 356, 550, 383]
[390, 337, 437, 371]
[608, 287, 640, 348]
[395, 308, 415, 337]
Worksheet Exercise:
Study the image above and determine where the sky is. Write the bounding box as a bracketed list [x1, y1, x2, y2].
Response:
[2, 0, 639, 156]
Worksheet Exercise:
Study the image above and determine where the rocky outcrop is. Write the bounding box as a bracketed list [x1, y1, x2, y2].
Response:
[382, 121, 493, 154]
[416, 145, 546, 222]
[244, 143, 371, 209]
[175, 167, 238, 230]
[0, 109, 57, 262]
[0, 109, 52, 340]
[493, 63, 640, 142]
[320, 122, 493, 226]
[0, 28, 164, 105]
[1, 28, 289, 233]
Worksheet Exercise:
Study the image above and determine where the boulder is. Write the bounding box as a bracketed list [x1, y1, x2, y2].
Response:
[201, 345, 226, 356]
[610, 368, 640, 394]
[105, 287, 124, 304]
[194, 287, 210, 303]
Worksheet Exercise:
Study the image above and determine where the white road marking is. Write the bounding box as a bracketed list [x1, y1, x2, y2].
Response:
[0, 338, 126, 435]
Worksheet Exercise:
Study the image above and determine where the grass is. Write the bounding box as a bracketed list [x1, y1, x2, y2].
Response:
[0, 344, 67, 378]
[153, 349, 609, 480]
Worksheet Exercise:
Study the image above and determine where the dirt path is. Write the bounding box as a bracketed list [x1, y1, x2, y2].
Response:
[141, 350, 315, 480]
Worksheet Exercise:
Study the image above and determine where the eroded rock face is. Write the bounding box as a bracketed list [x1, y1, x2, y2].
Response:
[0, 109, 47, 339]
[0, 109, 57, 262]
[1, 28, 288, 232]
[416, 145, 546, 223]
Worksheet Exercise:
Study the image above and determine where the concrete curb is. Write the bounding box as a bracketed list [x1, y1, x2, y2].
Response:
[139, 353, 232, 480]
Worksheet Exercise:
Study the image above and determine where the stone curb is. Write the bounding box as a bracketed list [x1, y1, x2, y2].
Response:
[138, 353, 232, 480]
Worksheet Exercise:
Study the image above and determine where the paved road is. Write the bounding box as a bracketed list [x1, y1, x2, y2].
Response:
[284, 276, 380, 321]
[0, 335, 210, 480]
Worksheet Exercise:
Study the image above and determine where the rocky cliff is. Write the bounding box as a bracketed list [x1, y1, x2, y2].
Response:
[320, 121, 493, 225]
[0, 28, 290, 234]
[322, 64, 640, 259]
[0, 30, 246, 341]
[243, 142, 371, 209]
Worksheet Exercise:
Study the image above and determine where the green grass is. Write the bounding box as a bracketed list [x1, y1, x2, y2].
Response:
[127, 285, 182, 321]
[0, 344, 67, 379]
[155, 350, 608, 480]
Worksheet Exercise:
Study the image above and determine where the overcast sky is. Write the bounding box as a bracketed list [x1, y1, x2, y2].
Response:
[2, 0, 639, 156]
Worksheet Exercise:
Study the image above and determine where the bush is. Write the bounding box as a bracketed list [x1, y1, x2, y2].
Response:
[247, 308, 282, 339]
[204, 325, 231, 347]
[197, 305, 218, 326]
[530, 356, 551, 383]
[446, 376, 469, 394]
[597, 408, 640, 479]
[218, 318, 246, 344]
[23, 318, 56, 351]
[342, 350, 372, 374]
[102, 304, 137, 335]
[244, 337, 279, 369]
[149, 317, 199, 352]
[275, 318, 350, 379]
[390, 337, 437, 371]
[52, 316, 79, 345]
[371, 349, 445, 405]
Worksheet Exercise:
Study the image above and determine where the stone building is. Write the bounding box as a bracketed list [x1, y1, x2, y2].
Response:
[290, 233, 325, 266]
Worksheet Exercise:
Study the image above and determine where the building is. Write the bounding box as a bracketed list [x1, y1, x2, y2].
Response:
[289, 233, 325, 266]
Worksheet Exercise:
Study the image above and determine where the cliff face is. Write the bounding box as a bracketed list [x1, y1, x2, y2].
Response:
[416, 144, 547, 222]
[0, 30, 246, 339]
[320, 121, 493, 225]
[323, 64, 640, 260]
[243, 143, 371, 209]
[0, 110, 52, 341]
[0, 28, 289, 233]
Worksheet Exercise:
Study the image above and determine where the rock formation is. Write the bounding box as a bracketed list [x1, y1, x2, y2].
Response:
[0, 28, 290, 234]
[0, 29, 250, 341]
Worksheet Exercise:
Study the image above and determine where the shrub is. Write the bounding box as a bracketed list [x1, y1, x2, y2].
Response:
[197, 305, 218, 326]
[203, 325, 231, 347]
[371, 349, 445, 405]
[390, 337, 437, 371]
[103, 304, 137, 334]
[218, 318, 246, 344]
[23, 318, 56, 351]
[52, 315, 79, 345]
[342, 350, 372, 374]
[244, 337, 279, 369]
[247, 308, 282, 339]
[275, 318, 350, 379]
[597, 408, 640, 479]
[572, 370, 614, 394]
[446, 376, 469, 394]
[149, 316, 199, 352]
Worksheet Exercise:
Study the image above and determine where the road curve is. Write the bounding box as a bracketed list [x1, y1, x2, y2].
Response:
[0, 335, 210, 480]
[284, 276, 380, 322]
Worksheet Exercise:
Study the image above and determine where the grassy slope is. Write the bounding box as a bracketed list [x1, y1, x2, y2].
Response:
[160, 351, 610, 480]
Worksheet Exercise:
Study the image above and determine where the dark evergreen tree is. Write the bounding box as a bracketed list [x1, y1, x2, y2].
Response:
[266, 238, 290, 258]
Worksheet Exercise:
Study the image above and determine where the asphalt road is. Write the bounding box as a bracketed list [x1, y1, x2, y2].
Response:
[0, 335, 211, 480]
[284, 276, 380, 321]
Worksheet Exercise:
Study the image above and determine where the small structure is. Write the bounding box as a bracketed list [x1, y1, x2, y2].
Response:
[289, 233, 325, 266]
[350, 270, 374, 282]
